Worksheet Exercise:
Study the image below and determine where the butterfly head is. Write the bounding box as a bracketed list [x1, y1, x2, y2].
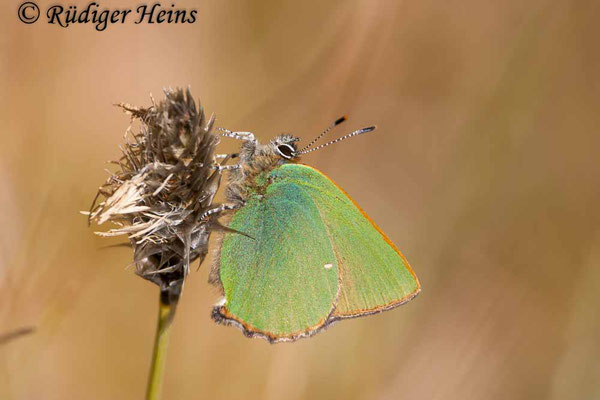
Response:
[271, 134, 301, 161]
[233, 118, 375, 168]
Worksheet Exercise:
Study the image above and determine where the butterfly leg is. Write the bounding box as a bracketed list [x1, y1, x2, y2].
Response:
[201, 203, 241, 219]
[209, 164, 241, 172]
[214, 153, 239, 160]
[204, 154, 241, 172]
[217, 128, 257, 143]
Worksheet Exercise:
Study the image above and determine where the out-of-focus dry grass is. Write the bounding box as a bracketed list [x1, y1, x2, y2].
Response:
[1, 0, 599, 399]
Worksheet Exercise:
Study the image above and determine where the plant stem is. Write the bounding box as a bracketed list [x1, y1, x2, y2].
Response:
[146, 292, 177, 400]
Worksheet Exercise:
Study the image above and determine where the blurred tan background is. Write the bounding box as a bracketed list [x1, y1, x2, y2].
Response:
[2, 0, 600, 399]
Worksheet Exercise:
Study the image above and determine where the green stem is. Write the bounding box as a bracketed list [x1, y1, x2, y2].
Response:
[146, 293, 176, 400]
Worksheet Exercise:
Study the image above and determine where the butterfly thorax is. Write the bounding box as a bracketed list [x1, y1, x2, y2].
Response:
[225, 134, 300, 205]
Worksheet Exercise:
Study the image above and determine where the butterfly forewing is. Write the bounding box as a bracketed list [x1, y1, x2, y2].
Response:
[217, 180, 340, 341]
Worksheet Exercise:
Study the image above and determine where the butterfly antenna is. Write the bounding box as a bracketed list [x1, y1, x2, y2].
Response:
[298, 126, 376, 155]
[299, 116, 347, 152]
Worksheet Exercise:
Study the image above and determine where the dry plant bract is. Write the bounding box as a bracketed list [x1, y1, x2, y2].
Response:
[84, 88, 225, 399]
[86, 88, 222, 301]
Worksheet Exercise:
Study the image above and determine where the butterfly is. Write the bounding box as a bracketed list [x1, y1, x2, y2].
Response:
[205, 117, 420, 343]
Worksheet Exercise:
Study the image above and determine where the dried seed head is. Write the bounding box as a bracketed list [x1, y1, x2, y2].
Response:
[86, 88, 221, 303]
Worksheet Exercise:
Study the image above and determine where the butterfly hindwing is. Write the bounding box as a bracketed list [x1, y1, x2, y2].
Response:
[215, 177, 340, 342]
[270, 164, 420, 320]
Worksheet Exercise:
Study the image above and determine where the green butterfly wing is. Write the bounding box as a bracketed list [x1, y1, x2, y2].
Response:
[214, 174, 341, 342]
[213, 163, 420, 342]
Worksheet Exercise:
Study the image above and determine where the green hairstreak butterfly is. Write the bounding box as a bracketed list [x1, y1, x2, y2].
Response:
[206, 117, 420, 342]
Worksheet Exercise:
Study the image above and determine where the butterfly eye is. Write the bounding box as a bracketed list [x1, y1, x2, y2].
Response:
[276, 144, 296, 159]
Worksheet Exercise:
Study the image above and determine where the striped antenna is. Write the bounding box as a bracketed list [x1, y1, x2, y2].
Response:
[298, 126, 376, 155]
[299, 116, 347, 152]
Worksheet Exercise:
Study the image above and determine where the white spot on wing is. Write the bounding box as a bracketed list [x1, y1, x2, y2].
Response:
[215, 297, 227, 306]
[324, 263, 333, 270]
